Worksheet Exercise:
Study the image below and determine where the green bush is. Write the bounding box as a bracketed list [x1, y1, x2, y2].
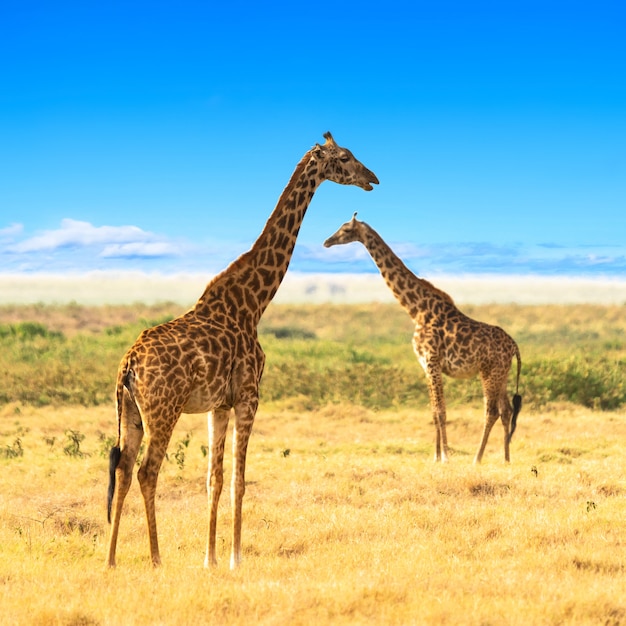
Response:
[524, 357, 626, 410]
[0, 303, 625, 411]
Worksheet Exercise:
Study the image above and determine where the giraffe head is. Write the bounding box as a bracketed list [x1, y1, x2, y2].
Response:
[311, 133, 379, 191]
[323, 212, 366, 248]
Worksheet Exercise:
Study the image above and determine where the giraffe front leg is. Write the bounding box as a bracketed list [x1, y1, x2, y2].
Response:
[230, 401, 257, 569]
[437, 411, 449, 463]
[205, 408, 229, 568]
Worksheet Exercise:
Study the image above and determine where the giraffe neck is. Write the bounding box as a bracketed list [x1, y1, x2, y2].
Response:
[358, 224, 455, 320]
[194, 149, 322, 327]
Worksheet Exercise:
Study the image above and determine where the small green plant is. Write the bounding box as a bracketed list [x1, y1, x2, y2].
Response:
[63, 430, 86, 458]
[1, 438, 24, 459]
[171, 432, 192, 470]
[97, 431, 117, 458]
[0, 321, 63, 340]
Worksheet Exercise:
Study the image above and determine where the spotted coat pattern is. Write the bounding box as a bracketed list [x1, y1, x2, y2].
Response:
[106, 134, 378, 569]
[324, 214, 521, 463]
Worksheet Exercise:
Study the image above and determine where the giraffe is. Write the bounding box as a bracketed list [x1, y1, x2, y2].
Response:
[324, 213, 521, 463]
[106, 134, 378, 569]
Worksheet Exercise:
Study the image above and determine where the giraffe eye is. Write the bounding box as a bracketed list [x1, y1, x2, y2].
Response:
[339, 155, 350, 163]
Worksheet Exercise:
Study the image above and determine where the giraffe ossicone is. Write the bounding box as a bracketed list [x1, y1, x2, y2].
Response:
[324, 214, 522, 463]
[106, 133, 378, 569]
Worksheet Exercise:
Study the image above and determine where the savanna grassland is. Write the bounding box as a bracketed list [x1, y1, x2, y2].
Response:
[1, 302, 625, 625]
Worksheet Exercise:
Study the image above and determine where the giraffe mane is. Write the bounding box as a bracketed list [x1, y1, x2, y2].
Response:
[419, 277, 456, 305]
[358, 217, 457, 307]
[200, 148, 314, 294]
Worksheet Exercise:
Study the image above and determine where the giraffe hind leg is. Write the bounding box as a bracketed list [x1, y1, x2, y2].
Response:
[474, 393, 499, 464]
[499, 391, 514, 462]
[137, 428, 175, 567]
[106, 420, 143, 568]
[426, 371, 449, 463]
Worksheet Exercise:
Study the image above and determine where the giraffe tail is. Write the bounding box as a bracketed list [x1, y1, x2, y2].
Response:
[508, 347, 522, 444]
[107, 359, 130, 524]
[107, 446, 122, 524]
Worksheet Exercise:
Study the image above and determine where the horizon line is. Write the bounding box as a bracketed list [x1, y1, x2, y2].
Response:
[1, 270, 625, 306]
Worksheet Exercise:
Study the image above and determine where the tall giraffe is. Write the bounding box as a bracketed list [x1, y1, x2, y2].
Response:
[324, 213, 521, 463]
[106, 134, 378, 569]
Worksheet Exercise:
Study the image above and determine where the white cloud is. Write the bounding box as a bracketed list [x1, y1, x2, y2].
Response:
[291, 238, 626, 278]
[2, 218, 625, 278]
[0, 223, 24, 240]
[310, 242, 371, 263]
[100, 242, 179, 258]
[0, 218, 185, 271]
[8, 219, 156, 253]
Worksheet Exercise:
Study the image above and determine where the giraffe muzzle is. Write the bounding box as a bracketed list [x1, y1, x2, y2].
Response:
[360, 168, 380, 191]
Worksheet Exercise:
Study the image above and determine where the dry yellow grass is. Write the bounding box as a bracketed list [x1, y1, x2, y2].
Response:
[1, 400, 625, 625]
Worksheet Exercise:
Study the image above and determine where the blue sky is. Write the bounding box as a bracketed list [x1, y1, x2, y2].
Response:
[1, 0, 625, 279]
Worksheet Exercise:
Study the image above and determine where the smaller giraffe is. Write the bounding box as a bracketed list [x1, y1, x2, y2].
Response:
[324, 213, 522, 463]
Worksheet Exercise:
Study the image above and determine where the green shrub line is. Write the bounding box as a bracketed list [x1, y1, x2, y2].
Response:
[0, 305, 625, 411]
